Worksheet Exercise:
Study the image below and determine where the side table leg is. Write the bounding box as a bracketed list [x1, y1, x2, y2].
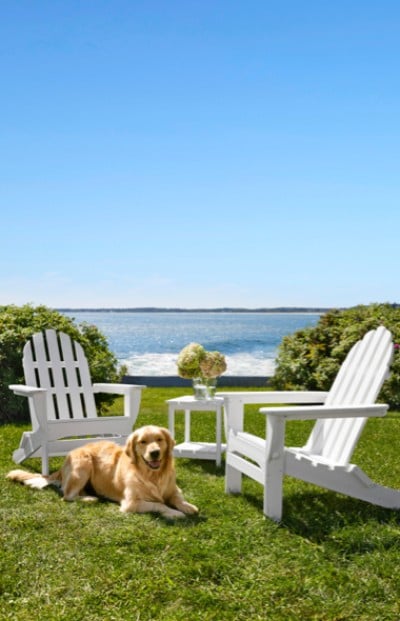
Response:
[184, 409, 191, 443]
[216, 405, 222, 467]
[168, 405, 175, 439]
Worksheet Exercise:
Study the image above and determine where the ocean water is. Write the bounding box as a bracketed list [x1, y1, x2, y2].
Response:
[62, 311, 320, 377]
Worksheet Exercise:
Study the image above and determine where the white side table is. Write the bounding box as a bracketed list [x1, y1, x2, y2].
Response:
[166, 395, 226, 467]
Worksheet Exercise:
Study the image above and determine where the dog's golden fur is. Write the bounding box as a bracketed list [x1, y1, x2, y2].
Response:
[7, 425, 198, 519]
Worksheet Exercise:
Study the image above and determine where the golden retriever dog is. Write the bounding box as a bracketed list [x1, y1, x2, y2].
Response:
[7, 425, 198, 519]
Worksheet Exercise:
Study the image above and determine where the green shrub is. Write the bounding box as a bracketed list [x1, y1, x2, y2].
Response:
[0, 304, 125, 423]
[272, 303, 400, 410]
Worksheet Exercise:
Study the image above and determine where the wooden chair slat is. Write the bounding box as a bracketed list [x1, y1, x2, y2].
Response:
[57, 331, 97, 419]
[221, 325, 400, 521]
[308, 326, 393, 463]
[11, 330, 146, 474]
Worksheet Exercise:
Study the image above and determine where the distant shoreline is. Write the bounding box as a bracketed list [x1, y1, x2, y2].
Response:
[58, 307, 336, 313]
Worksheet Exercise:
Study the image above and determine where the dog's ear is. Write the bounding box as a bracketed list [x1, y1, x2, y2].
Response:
[161, 427, 176, 455]
[124, 431, 138, 463]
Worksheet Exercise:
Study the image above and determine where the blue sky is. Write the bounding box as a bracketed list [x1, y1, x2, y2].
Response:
[1, 1, 399, 309]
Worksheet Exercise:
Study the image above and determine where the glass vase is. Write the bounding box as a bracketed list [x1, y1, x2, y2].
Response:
[205, 378, 217, 398]
[192, 378, 208, 400]
[192, 377, 217, 400]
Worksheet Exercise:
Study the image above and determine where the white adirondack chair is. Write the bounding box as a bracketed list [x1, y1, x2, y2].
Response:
[10, 329, 146, 475]
[218, 326, 400, 521]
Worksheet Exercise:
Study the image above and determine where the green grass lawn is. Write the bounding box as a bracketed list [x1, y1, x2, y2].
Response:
[1, 387, 400, 621]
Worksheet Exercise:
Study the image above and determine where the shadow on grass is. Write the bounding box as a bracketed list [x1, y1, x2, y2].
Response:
[176, 457, 225, 478]
[241, 486, 400, 544]
[160, 512, 208, 527]
[284, 490, 399, 533]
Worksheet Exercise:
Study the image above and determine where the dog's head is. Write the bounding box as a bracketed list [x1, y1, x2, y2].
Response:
[125, 425, 175, 471]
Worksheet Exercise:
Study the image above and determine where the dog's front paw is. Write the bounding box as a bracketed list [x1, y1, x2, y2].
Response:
[181, 501, 199, 515]
[164, 508, 186, 519]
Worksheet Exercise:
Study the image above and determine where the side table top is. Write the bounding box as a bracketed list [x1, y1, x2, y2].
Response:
[166, 395, 224, 406]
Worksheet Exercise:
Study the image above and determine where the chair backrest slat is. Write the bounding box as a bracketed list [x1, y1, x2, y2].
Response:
[23, 330, 97, 421]
[304, 326, 393, 465]
[58, 331, 97, 418]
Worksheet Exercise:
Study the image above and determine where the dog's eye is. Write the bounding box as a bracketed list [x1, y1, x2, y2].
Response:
[140, 440, 147, 445]
[156, 437, 164, 443]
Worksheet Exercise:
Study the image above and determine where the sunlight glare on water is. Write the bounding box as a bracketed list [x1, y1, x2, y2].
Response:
[62, 311, 320, 376]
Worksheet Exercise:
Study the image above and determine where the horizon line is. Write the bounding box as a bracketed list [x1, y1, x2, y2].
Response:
[57, 306, 338, 313]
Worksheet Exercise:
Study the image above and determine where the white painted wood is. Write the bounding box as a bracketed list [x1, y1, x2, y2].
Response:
[306, 325, 393, 464]
[167, 396, 225, 466]
[220, 326, 400, 521]
[10, 330, 146, 474]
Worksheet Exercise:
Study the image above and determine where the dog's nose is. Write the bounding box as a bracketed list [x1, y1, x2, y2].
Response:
[150, 449, 160, 460]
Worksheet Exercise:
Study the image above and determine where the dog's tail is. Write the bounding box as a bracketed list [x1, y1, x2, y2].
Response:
[6, 469, 62, 490]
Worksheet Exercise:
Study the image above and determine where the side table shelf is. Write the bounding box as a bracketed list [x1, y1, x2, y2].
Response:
[166, 395, 226, 467]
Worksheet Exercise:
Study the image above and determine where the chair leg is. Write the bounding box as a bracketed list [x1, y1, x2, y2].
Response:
[225, 462, 242, 494]
[41, 446, 49, 476]
[263, 480, 283, 522]
[263, 416, 286, 522]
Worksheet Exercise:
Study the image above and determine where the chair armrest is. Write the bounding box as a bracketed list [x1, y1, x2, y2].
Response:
[216, 391, 328, 405]
[92, 383, 146, 395]
[218, 391, 329, 433]
[92, 383, 146, 421]
[259, 403, 388, 421]
[9, 384, 47, 397]
[9, 384, 49, 431]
